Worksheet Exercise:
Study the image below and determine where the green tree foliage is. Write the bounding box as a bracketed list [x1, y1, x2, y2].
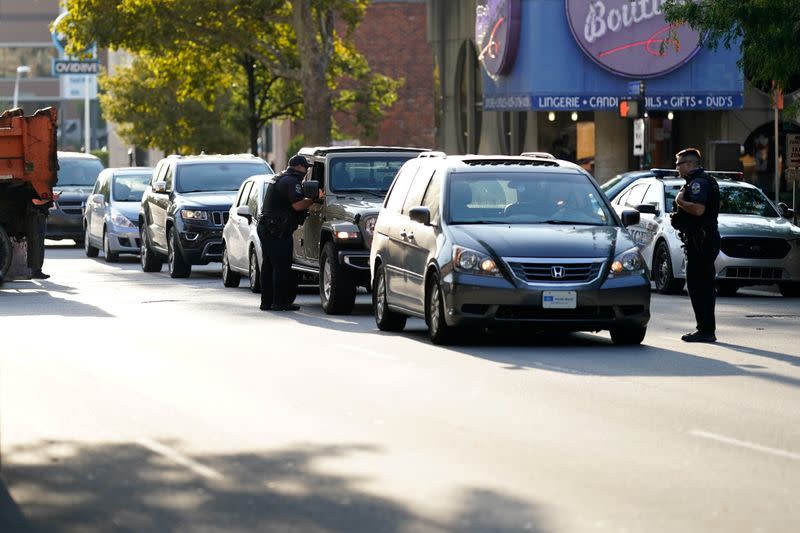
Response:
[663, 0, 800, 115]
[59, 0, 402, 150]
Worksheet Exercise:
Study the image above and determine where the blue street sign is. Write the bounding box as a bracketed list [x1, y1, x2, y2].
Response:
[628, 81, 644, 96]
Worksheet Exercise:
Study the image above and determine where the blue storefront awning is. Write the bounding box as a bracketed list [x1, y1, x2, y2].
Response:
[480, 0, 744, 112]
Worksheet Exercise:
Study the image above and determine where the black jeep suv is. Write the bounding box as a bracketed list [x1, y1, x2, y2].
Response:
[139, 154, 271, 278]
[291, 146, 427, 314]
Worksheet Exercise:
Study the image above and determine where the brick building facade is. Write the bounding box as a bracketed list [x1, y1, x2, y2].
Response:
[332, 0, 435, 149]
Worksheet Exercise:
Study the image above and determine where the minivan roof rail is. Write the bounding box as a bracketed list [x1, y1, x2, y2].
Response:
[520, 151, 556, 159]
[461, 156, 559, 167]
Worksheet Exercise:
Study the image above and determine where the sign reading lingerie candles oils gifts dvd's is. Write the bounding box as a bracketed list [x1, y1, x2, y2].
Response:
[475, 0, 522, 78]
[565, 0, 702, 78]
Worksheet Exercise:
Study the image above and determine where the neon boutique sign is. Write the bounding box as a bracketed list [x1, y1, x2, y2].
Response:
[475, 0, 521, 78]
[565, 0, 702, 78]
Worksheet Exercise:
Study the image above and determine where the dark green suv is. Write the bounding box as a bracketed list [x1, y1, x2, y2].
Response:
[291, 146, 428, 314]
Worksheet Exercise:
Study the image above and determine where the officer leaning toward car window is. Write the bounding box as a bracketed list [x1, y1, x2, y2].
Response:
[257, 155, 316, 312]
[673, 148, 721, 343]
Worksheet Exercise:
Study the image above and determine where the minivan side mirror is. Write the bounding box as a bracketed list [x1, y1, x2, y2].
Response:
[302, 180, 320, 199]
[620, 209, 640, 227]
[153, 181, 167, 194]
[236, 205, 252, 222]
[778, 202, 795, 219]
[635, 203, 659, 216]
[90, 193, 105, 206]
[409, 206, 431, 225]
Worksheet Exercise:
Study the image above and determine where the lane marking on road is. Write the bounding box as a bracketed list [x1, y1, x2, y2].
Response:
[336, 343, 397, 361]
[689, 430, 800, 461]
[530, 362, 588, 375]
[136, 438, 224, 480]
[297, 311, 358, 325]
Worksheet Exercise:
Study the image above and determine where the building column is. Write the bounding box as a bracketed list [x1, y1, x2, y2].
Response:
[594, 111, 629, 182]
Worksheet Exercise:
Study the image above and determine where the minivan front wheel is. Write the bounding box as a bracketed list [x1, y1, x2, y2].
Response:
[610, 325, 647, 345]
[373, 265, 406, 332]
[427, 273, 453, 345]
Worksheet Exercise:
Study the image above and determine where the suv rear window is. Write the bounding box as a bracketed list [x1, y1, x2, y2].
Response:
[58, 158, 104, 186]
[175, 162, 269, 193]
[329, 157, 412, 193]
[447, 172, 611, 226]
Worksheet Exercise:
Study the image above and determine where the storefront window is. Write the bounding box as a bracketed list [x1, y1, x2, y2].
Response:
[455, 41, 482, 154]
[537, 112, 595, 174]
[741, 121, 800, 202]
[499, 111, 527, 155]
[0, 47, 57, 78]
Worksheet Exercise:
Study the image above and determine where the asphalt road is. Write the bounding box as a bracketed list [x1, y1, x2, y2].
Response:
[1, 244, 798, 532]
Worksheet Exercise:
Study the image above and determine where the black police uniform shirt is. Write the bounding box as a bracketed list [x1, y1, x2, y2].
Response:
[267, 169, 306, 229]
[683, 169, 718, 231]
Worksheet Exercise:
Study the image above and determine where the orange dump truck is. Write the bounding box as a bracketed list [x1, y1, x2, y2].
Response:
[0, 107, 59, 283]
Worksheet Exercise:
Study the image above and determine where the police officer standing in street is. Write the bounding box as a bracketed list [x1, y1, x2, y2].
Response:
[673, 148, 720, 343]
[257, 155, 316, 311]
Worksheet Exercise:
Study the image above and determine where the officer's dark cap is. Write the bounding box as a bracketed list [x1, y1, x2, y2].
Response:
[288, 155, 310, 169]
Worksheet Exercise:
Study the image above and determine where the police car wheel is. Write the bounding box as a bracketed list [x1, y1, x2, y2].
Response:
[653, 242, 684, 294]
[319, 242, 356, 314]
[222, 245, 241, 287]
[373, 265, 406, 332]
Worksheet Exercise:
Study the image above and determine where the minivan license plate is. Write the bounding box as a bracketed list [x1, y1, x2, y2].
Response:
[542, 291, 577, 309]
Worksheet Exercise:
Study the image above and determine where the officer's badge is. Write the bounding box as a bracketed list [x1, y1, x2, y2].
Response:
[295, 184, 302, 194]
[690, 182, 701, 195]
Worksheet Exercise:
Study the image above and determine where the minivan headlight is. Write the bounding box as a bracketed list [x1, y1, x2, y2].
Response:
[609, 247, 645, 277]
[453, 245, 501, 276]
[181, 209, 208, 221]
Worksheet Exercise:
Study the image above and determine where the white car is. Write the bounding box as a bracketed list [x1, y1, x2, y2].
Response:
[611, 176, 800, 297]
[83, 167, 153, 262]
[221, 174, 273, 292]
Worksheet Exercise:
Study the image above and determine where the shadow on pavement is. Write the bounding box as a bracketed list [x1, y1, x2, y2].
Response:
[0, 289, 113, 318]
[2, 440, 550, 533]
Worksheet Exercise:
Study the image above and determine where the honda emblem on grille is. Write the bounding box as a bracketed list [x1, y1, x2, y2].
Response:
[551, 266, 566, 279]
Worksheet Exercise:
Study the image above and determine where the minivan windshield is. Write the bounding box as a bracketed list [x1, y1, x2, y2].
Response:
[176, 162, 270, 193]
[112, 173, 151, 202]
[448, 172, 612, 225]
[57, 158, 104, 187]
[329, 156, 413, 193]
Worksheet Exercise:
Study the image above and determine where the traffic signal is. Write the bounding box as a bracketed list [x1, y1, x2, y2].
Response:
[619, 99, 641, 119]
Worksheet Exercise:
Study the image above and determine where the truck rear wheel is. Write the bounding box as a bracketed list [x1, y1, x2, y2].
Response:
[0, 226, 12, 282]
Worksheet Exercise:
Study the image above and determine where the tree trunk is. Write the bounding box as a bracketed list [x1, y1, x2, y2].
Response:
[245, 55, 259, 156]
[293, 1, 333, 146]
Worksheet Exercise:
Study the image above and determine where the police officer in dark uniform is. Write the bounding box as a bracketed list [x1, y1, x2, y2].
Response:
[673, 148, 720, 343]
[257, 155, 316, 311]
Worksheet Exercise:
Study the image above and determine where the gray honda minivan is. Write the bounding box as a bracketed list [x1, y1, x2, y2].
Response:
[369, 154, 651, 345]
